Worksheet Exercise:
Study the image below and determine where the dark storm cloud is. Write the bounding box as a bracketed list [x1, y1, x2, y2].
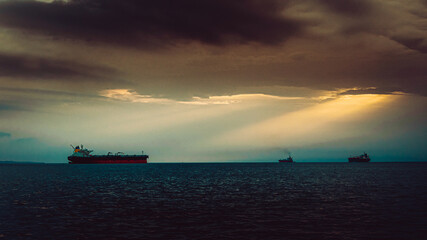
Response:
[0, 0, 424, 98]
[0, 52, 119, 80]
[321, 0, 372, 16]
[391, 36, 427, 53]
[0, 0, 301, 46]
[338, 88, 403, 96]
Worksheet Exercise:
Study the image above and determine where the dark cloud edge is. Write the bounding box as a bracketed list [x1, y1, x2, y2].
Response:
[0, 0, 423, 55]
[0, 52, 122, 82]
[0, 0, 303, 48]
[0, 0, 381, 48]
[0, 87, 102, 98]
[338, 88, 407, 96]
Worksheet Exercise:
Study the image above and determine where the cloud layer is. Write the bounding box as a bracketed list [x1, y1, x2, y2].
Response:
[0, 0, 425, 97]
[0, 0, 301, 47]
[0, 52, 119, 80]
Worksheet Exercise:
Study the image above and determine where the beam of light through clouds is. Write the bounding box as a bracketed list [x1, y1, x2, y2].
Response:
[0, 0, 425, 162]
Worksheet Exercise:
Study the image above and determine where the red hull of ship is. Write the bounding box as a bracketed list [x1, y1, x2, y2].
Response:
[68, 156, 148, 164]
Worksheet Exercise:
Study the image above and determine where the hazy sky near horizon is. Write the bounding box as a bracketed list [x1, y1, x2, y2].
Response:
[0, 0, 426, 162]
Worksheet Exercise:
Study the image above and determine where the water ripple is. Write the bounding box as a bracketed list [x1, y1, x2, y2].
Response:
[0, 163, 426, 239]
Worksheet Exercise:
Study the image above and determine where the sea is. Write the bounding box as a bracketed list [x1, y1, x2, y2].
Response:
[0, 163, 426, 240]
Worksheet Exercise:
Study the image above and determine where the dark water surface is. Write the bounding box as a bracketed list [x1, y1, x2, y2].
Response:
[0, 163, 426, 240]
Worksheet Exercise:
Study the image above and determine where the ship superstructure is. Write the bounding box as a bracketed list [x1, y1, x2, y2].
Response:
[279, 152, 294, 163]
[348, 152, 370, 162]
[68, 145, 148, 164]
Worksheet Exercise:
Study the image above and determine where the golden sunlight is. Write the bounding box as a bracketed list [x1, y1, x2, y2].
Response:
[211, 94, 401, 149]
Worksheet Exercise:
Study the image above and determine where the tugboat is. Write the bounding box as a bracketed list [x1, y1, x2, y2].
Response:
[348, 152, 370, 162]
[68, 145, 148, 164]
[279, 152, 294, 163]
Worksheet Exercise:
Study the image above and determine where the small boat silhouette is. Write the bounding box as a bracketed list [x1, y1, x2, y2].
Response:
[279, 151, 293, 163]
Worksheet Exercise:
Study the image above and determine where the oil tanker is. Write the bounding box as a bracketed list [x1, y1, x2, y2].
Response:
[68, 145, 148, 164]
[348, 152, 370, 162]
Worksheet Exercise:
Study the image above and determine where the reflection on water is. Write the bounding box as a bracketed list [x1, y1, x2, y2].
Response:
[0, 163, 426, 239]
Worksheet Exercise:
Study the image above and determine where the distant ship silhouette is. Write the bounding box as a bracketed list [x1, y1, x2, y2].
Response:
[348, 152, 370, 162]
[279, 151, 294, 163]
[68, 145, 148, 164]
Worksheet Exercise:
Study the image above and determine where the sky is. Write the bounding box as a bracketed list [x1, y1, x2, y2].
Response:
[0, 0, 426, 163]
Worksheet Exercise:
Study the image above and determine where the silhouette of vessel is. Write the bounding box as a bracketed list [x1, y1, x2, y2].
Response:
[279, 152, 294, 163]
[68, 145, 148, 164]
[348, 152, 370, 162]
